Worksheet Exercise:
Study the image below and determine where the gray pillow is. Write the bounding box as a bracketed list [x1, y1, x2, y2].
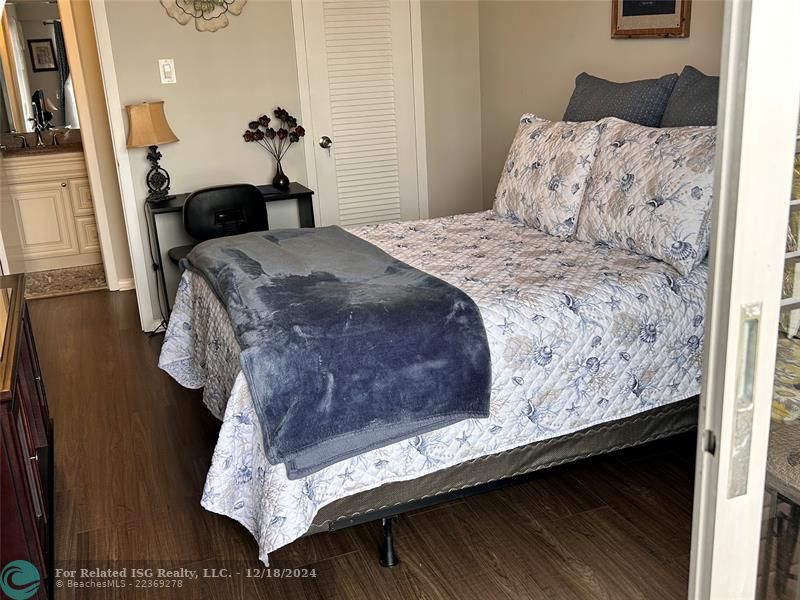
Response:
[563, 72, 678, 128]
[660, 65, 719, 127]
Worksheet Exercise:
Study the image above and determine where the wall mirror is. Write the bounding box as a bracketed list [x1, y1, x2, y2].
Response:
[0, 0, 79, 134]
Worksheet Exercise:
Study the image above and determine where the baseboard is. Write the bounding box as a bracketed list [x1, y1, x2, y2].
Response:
[24, 253, 103, 273]
[117, 278, 136, 291]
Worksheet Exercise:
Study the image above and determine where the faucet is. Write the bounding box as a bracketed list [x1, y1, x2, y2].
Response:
[12, 134, 29, 149]
[27, 117, 47, 147]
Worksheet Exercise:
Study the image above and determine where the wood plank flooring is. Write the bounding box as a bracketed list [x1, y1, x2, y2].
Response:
[30, 290, 696, 599]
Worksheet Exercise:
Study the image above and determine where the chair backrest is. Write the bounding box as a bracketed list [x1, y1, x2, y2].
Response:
[183, 184, 268, 241]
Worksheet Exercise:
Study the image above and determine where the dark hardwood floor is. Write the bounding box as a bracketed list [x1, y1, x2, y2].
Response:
[30, 290, 696, 599]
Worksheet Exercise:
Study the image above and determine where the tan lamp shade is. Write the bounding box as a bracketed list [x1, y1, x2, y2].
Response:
[125, 101, 178, 148]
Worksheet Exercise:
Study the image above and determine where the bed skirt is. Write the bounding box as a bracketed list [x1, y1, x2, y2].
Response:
[306, 397, 698, 534]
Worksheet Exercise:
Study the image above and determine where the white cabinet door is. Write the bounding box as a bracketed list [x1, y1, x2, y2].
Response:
[68, 178, 95, 216]
[4, 154, 103, 272]
[11, 180, 79, 261]
[297, 0, 424, 227]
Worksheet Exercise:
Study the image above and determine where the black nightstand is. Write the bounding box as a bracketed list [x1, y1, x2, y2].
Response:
[144, 182, 315, 320]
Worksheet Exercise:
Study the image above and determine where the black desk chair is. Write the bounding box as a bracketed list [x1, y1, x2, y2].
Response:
[167, 184, 269, 265]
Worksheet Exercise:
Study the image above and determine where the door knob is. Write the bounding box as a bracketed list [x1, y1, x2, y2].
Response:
[319, 135, 333, 149]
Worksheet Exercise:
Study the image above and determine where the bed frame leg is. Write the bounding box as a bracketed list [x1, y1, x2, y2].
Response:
[379, 517, 399, 568]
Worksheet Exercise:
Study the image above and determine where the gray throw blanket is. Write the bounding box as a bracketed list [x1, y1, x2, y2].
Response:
[184, 226, 491, 479]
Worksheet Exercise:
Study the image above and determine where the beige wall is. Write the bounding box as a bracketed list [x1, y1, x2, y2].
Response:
[101, 0, 483, 323]
[105, 0, 306, 199]
[103, 0, 481, 221]
[66, 0, 133, 284]
[421, 0, 483, 217]
[478, 0, 725, 206]
[104, 0, 305, 316]
[98, 0, 724, 324]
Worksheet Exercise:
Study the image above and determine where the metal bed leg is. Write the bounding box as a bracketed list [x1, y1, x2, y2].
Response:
[379, 517, 399, 568]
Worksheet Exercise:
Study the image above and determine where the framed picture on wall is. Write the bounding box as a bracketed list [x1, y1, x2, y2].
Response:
[612, 0, 692, 38]
[27, 39, 58, 72]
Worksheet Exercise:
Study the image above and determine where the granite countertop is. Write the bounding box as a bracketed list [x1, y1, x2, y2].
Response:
[1, 143, 83, 158]
[0, 129, 83, 157]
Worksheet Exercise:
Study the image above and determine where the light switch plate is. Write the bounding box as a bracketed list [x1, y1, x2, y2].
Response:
[159, 59, 176, 84]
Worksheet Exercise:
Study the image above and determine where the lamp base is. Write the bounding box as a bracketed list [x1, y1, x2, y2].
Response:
[145, 145, 172, 200]
[146, 190, 171, 204]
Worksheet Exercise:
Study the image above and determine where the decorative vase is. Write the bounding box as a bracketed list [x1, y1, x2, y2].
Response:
[272, 159, 290, 191]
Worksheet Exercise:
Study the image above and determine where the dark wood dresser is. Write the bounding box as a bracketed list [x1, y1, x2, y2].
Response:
[0, 274, 53, 599]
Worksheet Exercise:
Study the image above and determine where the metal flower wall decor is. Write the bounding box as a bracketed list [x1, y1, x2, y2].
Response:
[161, 0, 247, 33]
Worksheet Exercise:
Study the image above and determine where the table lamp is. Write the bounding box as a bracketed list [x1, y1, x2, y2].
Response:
[125, 101, 179, 203]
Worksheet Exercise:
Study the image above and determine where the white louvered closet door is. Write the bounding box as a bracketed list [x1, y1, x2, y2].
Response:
[300, 0, 421, 227]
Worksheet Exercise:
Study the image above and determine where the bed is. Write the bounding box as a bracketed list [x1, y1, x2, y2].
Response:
[159, 209, 706, 565]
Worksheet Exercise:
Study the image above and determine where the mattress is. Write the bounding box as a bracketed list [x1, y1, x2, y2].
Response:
[159, 210, 707, 565]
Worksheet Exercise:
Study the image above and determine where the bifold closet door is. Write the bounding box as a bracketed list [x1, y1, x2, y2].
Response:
[299, 0, 422, 227]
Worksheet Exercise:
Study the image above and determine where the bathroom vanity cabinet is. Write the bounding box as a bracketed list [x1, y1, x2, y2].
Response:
[3, 150, 101, 273]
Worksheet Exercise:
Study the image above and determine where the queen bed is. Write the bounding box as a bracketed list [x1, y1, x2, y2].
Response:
[160, 65, 719, 562]
[159, 209, 706, 565]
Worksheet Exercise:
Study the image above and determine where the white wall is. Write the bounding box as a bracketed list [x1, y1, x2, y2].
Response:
[478, 0, 725, 206]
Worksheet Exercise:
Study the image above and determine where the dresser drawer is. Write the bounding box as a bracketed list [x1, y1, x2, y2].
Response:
[15, 314, 49, 450]
[23, 307, 50, 426]
[0, 408, 46, 583]
[0, 275, 53, 599]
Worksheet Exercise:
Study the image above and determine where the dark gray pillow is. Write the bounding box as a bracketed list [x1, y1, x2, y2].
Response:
[563, 72, 678, 128]
[660, 65, 719, 127]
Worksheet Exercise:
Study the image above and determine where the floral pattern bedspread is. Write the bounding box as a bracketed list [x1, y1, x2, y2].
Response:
[159, 210, 706, 565]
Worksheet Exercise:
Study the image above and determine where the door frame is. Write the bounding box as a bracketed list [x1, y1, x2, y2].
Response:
[89, 0, 160, 330]
[291, 0, 430, 225]
[0, 10, 25, 135]
[0, 0, 124, 288]
[689, 0, 800, 597]
[57, 0, 122, 290]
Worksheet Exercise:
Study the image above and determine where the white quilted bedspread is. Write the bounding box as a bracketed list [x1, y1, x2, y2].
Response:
[159, 210, 706, 564]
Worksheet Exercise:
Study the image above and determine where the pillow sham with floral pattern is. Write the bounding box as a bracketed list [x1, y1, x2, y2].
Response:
[493, 114, 603, 238]
[575, 117, 716, 275]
